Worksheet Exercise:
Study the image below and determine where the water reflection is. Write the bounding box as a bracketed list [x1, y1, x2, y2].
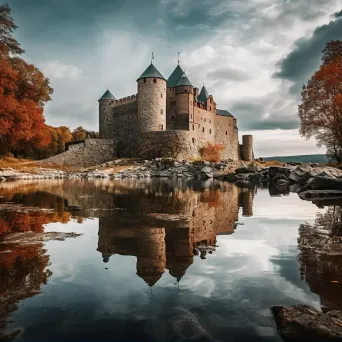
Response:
[0, 179, 340, 341]
[298, 204, 342, 311]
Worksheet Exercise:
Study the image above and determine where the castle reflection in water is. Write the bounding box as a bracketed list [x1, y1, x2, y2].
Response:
[96, 180, 254, 287]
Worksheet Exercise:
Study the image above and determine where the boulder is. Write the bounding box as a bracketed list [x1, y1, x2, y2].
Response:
[272, 305, 342, 342]
[201, 166, 213, 173]
[298, 176, 342, 193]
[268, 166, 291, 178]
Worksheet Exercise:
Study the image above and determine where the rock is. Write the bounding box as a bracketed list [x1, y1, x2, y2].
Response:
[298, 176, 342, 193]
[201, 166, 213, 173]
[272, 305, 342, 342]
[298, 189, 342, 201]
[203, 172, 213, 179]
[268, 166, 291, 178]
[235, 167, 249, 174]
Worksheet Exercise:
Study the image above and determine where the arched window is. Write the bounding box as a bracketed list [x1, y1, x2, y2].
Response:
[144, 78, 146, 83]
[154, 78, 156, 83]
[202, 127, 205, 133]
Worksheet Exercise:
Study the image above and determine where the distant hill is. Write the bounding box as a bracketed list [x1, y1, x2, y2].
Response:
[262, 154, 329, 164]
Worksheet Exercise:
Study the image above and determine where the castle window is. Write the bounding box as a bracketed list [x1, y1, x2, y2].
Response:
[154, 78, 156, 83]
[185, 89, 188, 93]
[160, 109, 163, 115]
[192, 138, 195, 143]
[192, 124, 194, 130]
[209, 129, 212, 134]
[210, 106, 212, 111]
[171, 116, 175, 120]
[159, 124, 163, 130]
[210, 98, 213, 103]
[202, 127, 205, 133]
[226, 131, 228, 135]
[106, 118, 109, 123]
[144, 78, 146, 83]
[161, 93, 163, 98]
[191, 114, 192, 119]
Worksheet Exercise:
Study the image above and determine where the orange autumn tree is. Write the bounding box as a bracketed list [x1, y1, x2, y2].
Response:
[0, 4, 53, 155]
[299, 40, 342, 163]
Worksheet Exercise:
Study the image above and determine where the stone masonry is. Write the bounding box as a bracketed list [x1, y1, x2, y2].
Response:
[98, 61, 253, 162]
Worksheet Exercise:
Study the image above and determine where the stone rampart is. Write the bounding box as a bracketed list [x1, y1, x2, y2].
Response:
[40, 139, 114, 167]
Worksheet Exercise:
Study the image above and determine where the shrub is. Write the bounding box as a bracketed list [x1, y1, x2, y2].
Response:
[199, 143, 224, 162]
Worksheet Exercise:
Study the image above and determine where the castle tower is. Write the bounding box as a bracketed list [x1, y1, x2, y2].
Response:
[175, 72, 193, 130]
[137, 63, 166, 133]
[242, 135, 253, 161]
[136, 227, 166, 287]
[98, 89, 116, 139]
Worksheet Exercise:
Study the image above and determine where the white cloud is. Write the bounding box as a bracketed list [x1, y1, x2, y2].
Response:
[41, 60, 83, 80]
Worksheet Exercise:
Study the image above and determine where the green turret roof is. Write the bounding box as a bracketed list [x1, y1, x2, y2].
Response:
[137, 63, 166, 81]
[167, 64, 184, 87]
[197, 85, 209, 103]
[99, 89, 116, 100]
[176, 71, 193, 87]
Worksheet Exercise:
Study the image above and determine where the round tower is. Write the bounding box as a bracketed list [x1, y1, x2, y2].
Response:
[137, 63, 166, 132]
[241, 135, 253, 162]
[175, 72, 194, 129]
[98, 89, 116, 139]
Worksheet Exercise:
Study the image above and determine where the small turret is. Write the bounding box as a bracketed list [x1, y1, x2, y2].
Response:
[197, 85, 209, 103]
[98, 89, 116, 138]
[176, 71, 193, 94]
[137, 62, 166, 132]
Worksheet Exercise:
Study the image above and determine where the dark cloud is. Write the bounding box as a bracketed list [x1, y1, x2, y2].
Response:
[207, 67, 250, 81]
[335, 10, 342, 18]
[274, 15, 342, 95]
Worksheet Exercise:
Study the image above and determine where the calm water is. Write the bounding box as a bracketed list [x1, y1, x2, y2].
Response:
[0, 179, 341, 342]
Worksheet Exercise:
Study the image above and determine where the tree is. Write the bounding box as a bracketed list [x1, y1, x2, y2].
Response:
[299, 40, 342, 163]
[72, 126, 86, 141]
[0, 4, 53, 156]
[0, 3, 24, 54]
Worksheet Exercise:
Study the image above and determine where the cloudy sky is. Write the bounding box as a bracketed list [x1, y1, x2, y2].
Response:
[7, 0, 342, 157]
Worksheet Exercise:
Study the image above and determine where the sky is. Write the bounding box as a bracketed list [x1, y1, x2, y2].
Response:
[7, 0, 342, 157]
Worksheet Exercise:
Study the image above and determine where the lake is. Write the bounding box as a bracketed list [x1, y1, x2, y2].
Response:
[0, 179, 340, 342]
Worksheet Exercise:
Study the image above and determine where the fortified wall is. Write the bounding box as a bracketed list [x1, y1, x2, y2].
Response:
[40, 139, 114, 167]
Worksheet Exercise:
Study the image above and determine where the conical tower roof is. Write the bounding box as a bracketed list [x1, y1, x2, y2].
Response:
[99, 89, 116, 100]
[137, 63, 166, 82]
[197, 85, 209, 103]
[137, 273, 162, 287]
[167, 64, 184, 87]
[176, 72, 193, 87]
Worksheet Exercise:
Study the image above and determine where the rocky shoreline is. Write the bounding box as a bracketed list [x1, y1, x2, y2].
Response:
[1, 160, 342, 203]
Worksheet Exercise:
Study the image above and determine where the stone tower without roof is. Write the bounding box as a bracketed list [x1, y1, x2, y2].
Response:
[137, 63, 166, 132]
[98, 89, 116, 139]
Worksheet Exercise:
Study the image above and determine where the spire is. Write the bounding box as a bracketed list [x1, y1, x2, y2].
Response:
[99, 89, 116, 101]
[176, 71, 193, 87]
[137, 63, 166, 82]
[197, 85, 209, 103]
[167, 64, 184, 87]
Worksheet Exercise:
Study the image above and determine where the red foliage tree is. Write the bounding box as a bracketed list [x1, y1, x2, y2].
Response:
[0, 4, 53, 155]
[299, 40, 342, 162]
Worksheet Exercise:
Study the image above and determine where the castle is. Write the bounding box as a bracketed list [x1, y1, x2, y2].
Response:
[99, 61, 253, 161]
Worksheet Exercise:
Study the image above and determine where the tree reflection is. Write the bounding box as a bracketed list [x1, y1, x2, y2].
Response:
[298, 205, 342, 310]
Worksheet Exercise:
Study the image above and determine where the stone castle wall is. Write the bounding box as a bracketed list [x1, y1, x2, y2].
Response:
[41, 139, 114, 167]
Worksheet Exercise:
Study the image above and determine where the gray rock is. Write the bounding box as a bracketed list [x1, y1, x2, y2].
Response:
[272, 305, 342, 342]
[201, 166, 213, 173]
